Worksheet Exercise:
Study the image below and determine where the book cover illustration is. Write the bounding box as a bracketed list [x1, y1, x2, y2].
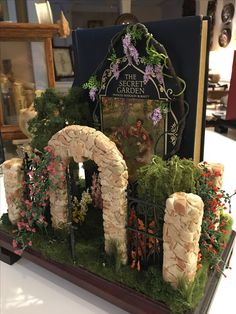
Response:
[83, 23, 186, 179]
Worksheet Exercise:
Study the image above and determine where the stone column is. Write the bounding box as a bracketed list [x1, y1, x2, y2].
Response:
[2, 158, 23, 224]
[163, 192, 204, 288]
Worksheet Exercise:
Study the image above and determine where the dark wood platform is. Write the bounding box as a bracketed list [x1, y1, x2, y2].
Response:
[0, 230, 235, 314]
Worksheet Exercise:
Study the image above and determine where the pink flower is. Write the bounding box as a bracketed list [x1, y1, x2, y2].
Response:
[12, 239, 17, 249]
[25, 224, 31, 231]
[32, 156, 40, 164]
[28, 241, 32, 246]
[14, 250, 22, 256]
[44, 146, 54, 153]
[20, 210, 25, 217]
[17, 221, 25, 231]
[27, 170, 34, 178]
[38, 215, 45, 223]
[47, 161, 56, 175]
[24, 200, 32, 210]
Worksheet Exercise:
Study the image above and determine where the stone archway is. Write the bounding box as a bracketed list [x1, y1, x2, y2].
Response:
[48, 125, 128, 263]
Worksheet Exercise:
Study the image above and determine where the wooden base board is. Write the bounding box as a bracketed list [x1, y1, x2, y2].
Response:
[0, 246, 21, 265]
[0, 230, 235, 314]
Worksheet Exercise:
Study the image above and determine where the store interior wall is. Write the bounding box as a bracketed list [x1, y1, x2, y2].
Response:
[5, 0, 236, 84]
[47, 0, 235, 83]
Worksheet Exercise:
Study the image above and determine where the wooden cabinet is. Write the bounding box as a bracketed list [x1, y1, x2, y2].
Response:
[0, 22, 59, 142]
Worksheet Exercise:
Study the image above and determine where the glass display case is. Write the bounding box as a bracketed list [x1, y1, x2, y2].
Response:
[0, 22, 59, 159]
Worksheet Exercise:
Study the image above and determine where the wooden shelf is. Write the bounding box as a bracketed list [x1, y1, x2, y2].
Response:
[0, 22, 59, 39]
[0, 22, 59, 145]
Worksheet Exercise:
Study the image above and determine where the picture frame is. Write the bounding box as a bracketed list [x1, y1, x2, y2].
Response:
[53, 47, 74, 80]
[87, 20, 103, 28]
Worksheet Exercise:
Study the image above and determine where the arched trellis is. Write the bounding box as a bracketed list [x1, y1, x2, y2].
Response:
[48, 125, 128, 263]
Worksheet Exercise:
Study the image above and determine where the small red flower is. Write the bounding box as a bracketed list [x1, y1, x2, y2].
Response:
[222, 229, 229, 235]
[222, 243, 226, 249]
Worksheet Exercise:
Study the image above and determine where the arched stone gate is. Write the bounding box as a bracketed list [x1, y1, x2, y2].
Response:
[48, 125, 128, 263]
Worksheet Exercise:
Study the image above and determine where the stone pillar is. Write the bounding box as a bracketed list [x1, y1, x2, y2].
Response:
[2, 158, 23, 224]
[163, 192, 204, 288]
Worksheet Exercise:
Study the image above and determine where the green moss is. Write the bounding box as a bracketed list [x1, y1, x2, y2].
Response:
[0, 221, 223, 314]
[0, 211, 232, 314]
[32, 231, 73, 265]
[29, 233, 211, 314]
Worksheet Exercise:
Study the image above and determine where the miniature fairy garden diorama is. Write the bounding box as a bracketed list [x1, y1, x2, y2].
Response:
[0, 22, 235, 314]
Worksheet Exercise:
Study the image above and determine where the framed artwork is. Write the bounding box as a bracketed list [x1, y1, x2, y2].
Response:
[53, 47, 74, 80]
[87, 20, 103, 28]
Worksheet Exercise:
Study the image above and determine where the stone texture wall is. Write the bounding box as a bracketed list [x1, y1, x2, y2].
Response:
[2, 158, 23, 224]
[163, 192, 204, 288]
[48, 125, 128, 263]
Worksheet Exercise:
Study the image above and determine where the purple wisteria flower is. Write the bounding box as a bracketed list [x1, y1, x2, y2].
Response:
[122, 34, 139, 65]
[122, 34, 131, 53]
[149, 107, 162, 126]
[89, 87, 97, 101]
[143, 65, 154, 84]
[111, 63, 120, 79]
[129, 45, 139, 64]
[154, 64, 164, 84]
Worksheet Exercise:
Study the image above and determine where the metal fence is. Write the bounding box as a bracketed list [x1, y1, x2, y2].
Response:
[127, 192, 164, 270]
